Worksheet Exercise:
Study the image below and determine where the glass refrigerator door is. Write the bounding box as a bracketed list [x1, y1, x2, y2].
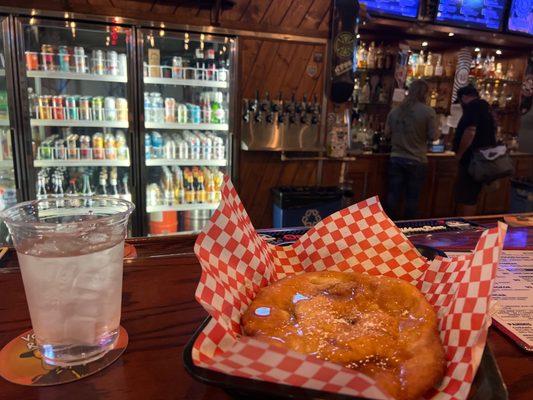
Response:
[140, 29, 233, 236]
[17, 18, 135, 225]
[0, 17, 20, 243]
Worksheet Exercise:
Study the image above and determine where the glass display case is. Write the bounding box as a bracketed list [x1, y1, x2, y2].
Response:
[15, 18, 136, 226]
[139, 29, 234, 236]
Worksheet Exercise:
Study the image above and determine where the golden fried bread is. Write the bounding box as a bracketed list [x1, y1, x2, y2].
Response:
[242, 271, 445, 400]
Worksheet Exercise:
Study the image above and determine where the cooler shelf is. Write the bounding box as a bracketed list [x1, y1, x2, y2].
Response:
[144, 76, 228, 88]
[27, 70, 127, 82]
[34, 159, 130, 167]
[30, 119, 129, 128]
[145, 159, 227, 167]
[146, 203, 219, 213]
[0, 119, 9, 126]
[145, 122, 228, 131]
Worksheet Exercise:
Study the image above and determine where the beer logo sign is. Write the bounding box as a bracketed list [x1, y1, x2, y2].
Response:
[334, 31, 355, 58]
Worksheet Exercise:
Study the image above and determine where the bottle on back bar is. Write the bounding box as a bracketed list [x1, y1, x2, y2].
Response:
[434, 55, 443, 77]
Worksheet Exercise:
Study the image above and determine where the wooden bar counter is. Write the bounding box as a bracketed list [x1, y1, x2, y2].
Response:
[0, 217, 532, 400]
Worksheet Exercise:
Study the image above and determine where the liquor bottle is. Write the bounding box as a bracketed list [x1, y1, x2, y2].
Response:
[81, 172, 93, 196]
[367, 41, 376, 69]
[109, 167, 119, 198]
[360, 78, 370, 104]
[407, 52, 416, 77]
[488, 56, 496, 79]
[65, 178, 78, 197]
[384, 47, 393, 70]
[495, 62, 503, 79]
[492, 83, 500, 107]
[475, 53, 483, 78]
[376, 43, 384, 69]
[120, 174, 132, 202]
[429, 90, 437, 108]
[417, 50, 425, 77]
[357, 42, 366, 69]
[498, 84, 507, 108]
[424, 52, 434, 77]
[434, 55, 443, 77]
[482, 55, 490, 79]
[97, 169, 108, 195]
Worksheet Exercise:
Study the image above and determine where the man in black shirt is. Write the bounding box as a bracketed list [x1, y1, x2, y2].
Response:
[453, 85, 497, 215]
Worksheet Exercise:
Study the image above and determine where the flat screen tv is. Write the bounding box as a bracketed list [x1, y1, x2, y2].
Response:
[507, 0, 533, 35]
[435, 0, 506, 31]
[360, 0, 420, 20]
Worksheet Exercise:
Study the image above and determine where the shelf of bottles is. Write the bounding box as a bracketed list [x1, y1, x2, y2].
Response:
[142, 30, 232, 236]
[23, 20, 134, 205]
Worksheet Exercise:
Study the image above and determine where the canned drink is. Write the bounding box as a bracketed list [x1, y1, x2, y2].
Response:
[92, 132, 104, 159]
[163, 136, 176, 159]
[74, 46, 86, 73]
[40, 44, 55, 71]
[58, 46, 70, 72]
[52, 96, 65, 120]
[144, 133, 152, 159]
[79, 96, 92, 120]
[151, 131, 163, 159]
[66, 134, 79, 159]
[25, 51, 39, 71]
[65, 96, 79, 120]
[104, 133, 117, 160]
[38, 96, 52, 120]
[118, 53, 127, 76]
[79, 135, 91, 159]
[107, 50, 118, 75]
[92, 96, 104, 121]
[54, 139, 66, 160]
[177, 140, 188, 159]
[40, 139, 53, 159]
[164, 98, 176, 123]
[189, 104, 201, 124]
[115, 97, 128, 121]
[104, 97, 116, 121]
[93, 50, 105, 75]
[177, 104, 188, 124]
[172, 56, 183, 79]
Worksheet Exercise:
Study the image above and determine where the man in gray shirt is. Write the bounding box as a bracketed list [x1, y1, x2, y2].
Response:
[385, 79, 438, 219]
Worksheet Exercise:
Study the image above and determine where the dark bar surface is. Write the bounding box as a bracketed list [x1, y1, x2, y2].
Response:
[0, 215, 531, 400]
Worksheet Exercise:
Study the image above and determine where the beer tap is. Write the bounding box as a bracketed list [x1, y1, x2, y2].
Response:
[242, 99, 250, 123]
[253, 90, 262, 123]
[274, 92, 284, 124]
[287, 92, 296, 124]
[300, 94, 309, 124]
[311, 94, 320, 125]
[263, 92, 275, 124]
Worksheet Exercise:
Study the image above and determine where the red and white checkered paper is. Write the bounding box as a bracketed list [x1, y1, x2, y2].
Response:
[193, 177, 507, 400]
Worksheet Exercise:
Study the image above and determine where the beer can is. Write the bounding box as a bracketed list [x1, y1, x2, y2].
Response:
[58, 46, 70, 72]
[40, 44, 55, 71]
[74, 46, 86, 73]
[118, 53, 127, 76]
[79, 135, 91, 159]
[104, 96, 117, 121]
[188, 104, 201, 124]
[115, 97, 128, 121]
[65, 96, 79, 120]
[92, 132, 104, 159]
[54, 139, 66, 160]
[79, 96, 92, 120]
[92, 96, 104, 121]
[38, 96, 52, 120]
[25, 51, 39, 71]
[177, 104, 188, 124]
[172, 56, 183, 79]
[93, 49, 105, 75]
[107, 50, 118, 76]
[66, 134, 79, 159]
[104, 133, 117, 160]
[40, 139, 53, 159]
[164, 98, 176, 123]
[52, 96, 65, 120]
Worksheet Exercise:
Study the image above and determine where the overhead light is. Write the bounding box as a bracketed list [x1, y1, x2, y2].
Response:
[474, 47, 481, 52]
[356, 34, 361, 39]
[496, 49, 502, 55]
[448, 32, 454, 37]
[159, 30, 165, 37]
[422, 41, 428, 47]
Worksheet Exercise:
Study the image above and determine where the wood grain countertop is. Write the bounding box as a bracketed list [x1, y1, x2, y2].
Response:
[0, 217, 531, 400]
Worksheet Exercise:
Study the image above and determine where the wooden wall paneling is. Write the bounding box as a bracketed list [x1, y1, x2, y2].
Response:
[220, 0, 251, 22]
[239, 1, 272, 24]
[299, 0, 331, 31]
[260, 0, 293, 27]
[279, 0, 315, 28]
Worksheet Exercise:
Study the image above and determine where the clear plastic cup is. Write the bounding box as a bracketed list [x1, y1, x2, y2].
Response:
[1, 197, 134, 366]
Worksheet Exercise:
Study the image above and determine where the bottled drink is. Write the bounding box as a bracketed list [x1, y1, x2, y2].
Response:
[144, 93, 152, 123]
[376, 43, 384, 69]
[109, 167, 119, 198]
[107, 51, 118, 76]
[163, 135, 176, 159]
[118, 53, 127, 76]
[93, 49, 105, 75]
[74, 46, 86, 73]
[58, 46, 71, 72]
[424, 52, 434, 77]
[206, 172, 216, 203]
[79, 135, 91, 159]
[36, 175, 48, 200]
[145, 133, 152, 159]
[120, 174, 132, 202]
[115, 131, 128, 160]
[195, 47, 205, 80]
[416, 50, 425, 77]
[115, 98, 128, 121]
[201, 93, 211, 123]
[81, 172, 93, 196]
[367, 42, 376, 69]
[92, 132, 105, 160]
[92, 96, 105, 121]
[206, 48, 216, 80]
[196, 173, 206, 204]
[173, 167, 185, 204]
[97, 169, 108, 195]
[184, 172, 195, 204]
[25, 51, 39, 71]
[434, 55, 443, 77]
[151, 131, 163, 158]
[172, 56, 183, 79]
[65, 178, 78, 197]
[357, 42, 366, 69]
[211, 92, 225, 124]
[66, 134, 78, 159]
[161, 166, 174, 206]
[79, 96, 92, 120]
[429, 90, 437, 108]
[164, 97, 176, 123]
[104, 97, 117, 121]
[41, 44, 55, 71]
[104, 133, 117, 160]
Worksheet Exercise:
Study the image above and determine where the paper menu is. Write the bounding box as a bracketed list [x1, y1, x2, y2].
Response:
[448, 250, 533, 351]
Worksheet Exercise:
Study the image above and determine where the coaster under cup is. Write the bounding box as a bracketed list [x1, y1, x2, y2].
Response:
[0, 326, 128, 386]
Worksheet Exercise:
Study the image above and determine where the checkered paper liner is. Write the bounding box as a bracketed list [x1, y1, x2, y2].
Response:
[193, 177, 507, 400]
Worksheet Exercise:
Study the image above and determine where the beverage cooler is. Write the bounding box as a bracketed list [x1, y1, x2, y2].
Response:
[138, 30, 233, 236]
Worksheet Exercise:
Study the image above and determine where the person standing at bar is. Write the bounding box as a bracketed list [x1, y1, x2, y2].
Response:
[385, 79, 438, 220]
[453, 85, 497, 216]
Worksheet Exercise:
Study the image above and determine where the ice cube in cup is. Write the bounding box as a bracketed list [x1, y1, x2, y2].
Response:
[1, 197, 134, 367]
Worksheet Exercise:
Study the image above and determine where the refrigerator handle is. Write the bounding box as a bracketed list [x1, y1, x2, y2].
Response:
[129, 130, 136, 188]
[9, 127, 19, 191]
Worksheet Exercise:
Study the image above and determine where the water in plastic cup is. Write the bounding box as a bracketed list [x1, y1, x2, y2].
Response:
[1, 197, 134, 367]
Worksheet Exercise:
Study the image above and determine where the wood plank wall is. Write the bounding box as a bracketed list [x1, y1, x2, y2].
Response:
[2, 0, 331, 38]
